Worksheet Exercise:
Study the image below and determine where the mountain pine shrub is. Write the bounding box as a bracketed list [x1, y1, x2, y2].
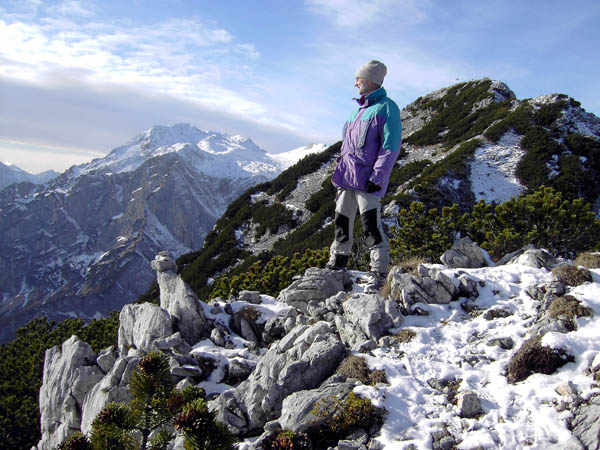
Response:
[260, 430, 313, 450]
[407, 139, 480, 210]
[173, 397, 235, 450]
[390, 186, 600, 262]
[483, 103, 534, 142]
[310, 392, 385, 447]
[210, 247, 329, 299]
[469, 186, 600, 259]
[56, 432, 93, 450]
[71, 353, 234, 450]
[389, 202, 461, 263]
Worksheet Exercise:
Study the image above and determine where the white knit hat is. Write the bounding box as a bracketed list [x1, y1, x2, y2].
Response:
[356, 60, 387, 86]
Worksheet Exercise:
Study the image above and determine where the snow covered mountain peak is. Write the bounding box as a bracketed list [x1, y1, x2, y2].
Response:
[76, 123, 281, 178]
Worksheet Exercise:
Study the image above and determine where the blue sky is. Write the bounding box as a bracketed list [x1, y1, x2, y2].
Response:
[1, 0, 599, 173]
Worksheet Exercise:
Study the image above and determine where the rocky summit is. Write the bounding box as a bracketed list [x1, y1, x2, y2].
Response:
[34, 245, 600, 449]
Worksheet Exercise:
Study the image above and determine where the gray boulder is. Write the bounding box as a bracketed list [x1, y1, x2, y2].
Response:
[152, 253, 211, 345]
[457, 391, 481, 418]
[238, 290, 262, 304]
[278, 268, 352, 314]
[336, 294, 401, 351]
[389, 266, 458, 309]
[118, 303, 173, 354]
[440, 237, 487, 268]
[209, 321, 345, 435]
[278, 382, 356, 433]
[505, 248, 557, 269]
[37, 336, 104, 450]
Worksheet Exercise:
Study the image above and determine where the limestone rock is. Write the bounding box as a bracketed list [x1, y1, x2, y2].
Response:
[389, 266, 458, 309]
[440, 237, 487, 268]
[278, 268, 352, 314]
[507, 248, 557, 269]
[38, 336, 104, 450]
[118, 303, 173, 354]
[278, 382, 355, 433]
[80, 354, 141, 434]
[209, 321, 345, 434]
[457, 391, 481, 418]
[153, 253, 211, 345]
[238, 290, 262, 304]
[336, 294, 400, 351]
[570, 394, 600, 449]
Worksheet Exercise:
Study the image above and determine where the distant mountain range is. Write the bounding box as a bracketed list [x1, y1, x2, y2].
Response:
[0, 162, 59, 190]
[0, 123, 326, 342]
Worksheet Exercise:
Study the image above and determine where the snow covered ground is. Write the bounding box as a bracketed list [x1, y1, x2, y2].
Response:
[195, 259, 600, 449]
[469, 132, 525, 204]
[364, 262, 600, 449]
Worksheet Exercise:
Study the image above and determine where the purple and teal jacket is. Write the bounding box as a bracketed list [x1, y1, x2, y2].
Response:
[331, 87, 402, 198]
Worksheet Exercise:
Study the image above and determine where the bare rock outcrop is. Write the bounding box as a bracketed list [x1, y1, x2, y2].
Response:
[209, 321, 346, 435]
[37, 336, 104, 450]
[152, 252, 211, 344]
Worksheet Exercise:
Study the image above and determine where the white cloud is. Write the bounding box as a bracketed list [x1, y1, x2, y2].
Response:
[47, 0, 94, 18]
[304, 0, 429, 28]
[0, 14, 272, 124]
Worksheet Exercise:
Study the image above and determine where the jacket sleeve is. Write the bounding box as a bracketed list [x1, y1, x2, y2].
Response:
[369, 102, 402, 189]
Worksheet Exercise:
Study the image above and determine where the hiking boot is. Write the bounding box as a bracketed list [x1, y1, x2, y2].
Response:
[364, 271, 387, 294]
[326, 254, 349, 271]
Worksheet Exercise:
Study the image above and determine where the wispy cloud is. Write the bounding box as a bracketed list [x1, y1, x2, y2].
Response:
[304, 0, 429, 28]
[0, 6, 265, 122]
[47, 0, 94, 18]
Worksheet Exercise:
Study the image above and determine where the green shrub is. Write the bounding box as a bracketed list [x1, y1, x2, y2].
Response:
[81, 353, 233, 450]
[390, 202, 461, 263]
[310, 392, 385, 446]
[260, 430, 313, 450]
[305, 176, 335, 213]
[253, 201, 297, 238]
[210, 247, 329, 299]
[389, 186, 600, 263]
[515, 127, 561, 190]
[484, 103, 534, 142]
[466, 186, 600, 259]
[405, 80, 510, 148]
[173, 398, 235, 450]
[552, 265, 594, 287]
[506, 336, 574, 384]
[268, 142, 340, 201]
[534, 99, 568, 127]
[56, 432, 93, 450]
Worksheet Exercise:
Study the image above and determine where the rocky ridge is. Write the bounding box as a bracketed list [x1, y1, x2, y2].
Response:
[0, 161, 59, 191]
[35, 244, 600, 449]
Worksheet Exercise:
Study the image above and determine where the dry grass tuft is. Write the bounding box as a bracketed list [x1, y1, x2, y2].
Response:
[552, 264, 593, 287]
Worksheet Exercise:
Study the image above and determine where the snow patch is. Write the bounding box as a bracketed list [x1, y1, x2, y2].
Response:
[470, 131, 525, 203]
